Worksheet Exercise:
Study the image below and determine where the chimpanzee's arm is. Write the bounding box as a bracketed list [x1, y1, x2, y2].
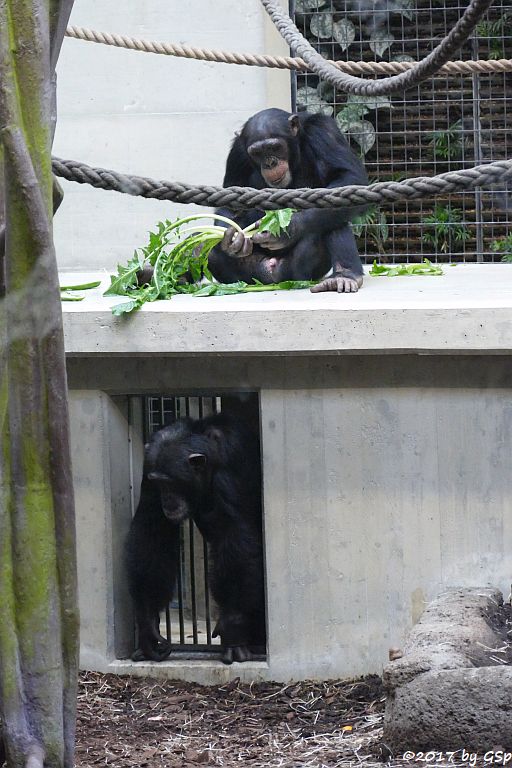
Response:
[125, 482, 181, 662]
[211, 134, 265, 259]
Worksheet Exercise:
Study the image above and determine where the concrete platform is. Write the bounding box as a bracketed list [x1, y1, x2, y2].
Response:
[61, 264, 512, 356]
[64, 264, 512, 683]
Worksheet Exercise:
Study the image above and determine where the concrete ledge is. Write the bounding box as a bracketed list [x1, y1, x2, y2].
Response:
[61, 265, 512, 356]
[383, 588, 512, 752]
[104, 659, 270, 686]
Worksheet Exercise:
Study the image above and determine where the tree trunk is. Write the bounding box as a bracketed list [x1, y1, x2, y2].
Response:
[0, 2, 78, 767]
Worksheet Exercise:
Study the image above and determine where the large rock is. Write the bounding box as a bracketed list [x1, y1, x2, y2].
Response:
[383, 587, 512, 752]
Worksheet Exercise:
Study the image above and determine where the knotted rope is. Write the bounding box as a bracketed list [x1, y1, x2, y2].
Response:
[52, 156, 512, 210]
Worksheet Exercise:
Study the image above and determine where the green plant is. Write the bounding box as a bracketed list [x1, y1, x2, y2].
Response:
[336, 94, 393, 156]
[105, 210, 318, 315]
[490, 234, 512, 263]
[352, 206, 389, 253]
[476, 13, 511, 59]
[421, 205, 471, 254]
[428, 120, 466, 161]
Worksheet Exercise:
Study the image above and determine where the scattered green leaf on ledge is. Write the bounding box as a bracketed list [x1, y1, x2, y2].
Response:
[60, 279, 102, 302]
[60, 280, 102, 291]
[369, 259, 444, 276]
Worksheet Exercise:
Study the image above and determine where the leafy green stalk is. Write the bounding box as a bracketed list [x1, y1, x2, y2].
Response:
[59, 279, 101, 302]
[59, 280, 101, 291]
[106, 209, 305, 315]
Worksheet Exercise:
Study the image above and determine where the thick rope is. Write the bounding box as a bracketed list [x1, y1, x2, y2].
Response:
[52, 156, 512, 210]
[64, 25, 512, 77]
[261, 0, 496, 94]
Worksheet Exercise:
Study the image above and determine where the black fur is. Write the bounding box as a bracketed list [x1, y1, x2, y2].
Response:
[125, 414, 265, 664]
[208, 108, 368, 292]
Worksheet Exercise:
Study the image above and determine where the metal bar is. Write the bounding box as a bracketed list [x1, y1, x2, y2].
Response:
[177, 528, 186, 644]
[471, 33, 484, 262]
[188, 520, 199, 644]
[289, 0, 297, 112]
[165, 604, 171, 642]
[203, 539, 212, 644]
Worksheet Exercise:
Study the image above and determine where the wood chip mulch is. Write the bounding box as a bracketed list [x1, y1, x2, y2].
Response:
[75, 671, 387, 767]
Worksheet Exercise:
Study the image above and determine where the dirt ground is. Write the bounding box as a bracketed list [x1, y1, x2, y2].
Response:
[75, 671, 388, 767]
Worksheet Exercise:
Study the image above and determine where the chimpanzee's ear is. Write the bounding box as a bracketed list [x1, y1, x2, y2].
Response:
[188, 453, 207, 469]
[288, 114, 300, 136]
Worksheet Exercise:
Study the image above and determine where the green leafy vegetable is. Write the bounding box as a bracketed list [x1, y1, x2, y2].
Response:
[60, 279, 102, 301]
[369, 259, 444, 276]
[257, 209, 294, 238]
[104, 210, 313, 315]
[60, 293, 85, 302]
[104, 252, 146, 297]
[60, 280, 101, 291]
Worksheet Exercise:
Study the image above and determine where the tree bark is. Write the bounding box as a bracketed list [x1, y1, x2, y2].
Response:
[0, 2, 78, 767]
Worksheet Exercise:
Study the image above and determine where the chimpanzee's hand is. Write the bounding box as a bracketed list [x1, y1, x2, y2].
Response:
[251, 217, 300, 251]
[310, 270, 363, 293]
[220, 226, 253, 258]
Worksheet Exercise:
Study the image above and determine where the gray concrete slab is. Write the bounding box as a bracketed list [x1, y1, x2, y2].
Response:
[61, 265, 512, 355]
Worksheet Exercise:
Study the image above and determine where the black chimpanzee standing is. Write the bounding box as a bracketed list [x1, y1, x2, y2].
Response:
[208, 108, 369, 293]
[125, 413, 265, 664]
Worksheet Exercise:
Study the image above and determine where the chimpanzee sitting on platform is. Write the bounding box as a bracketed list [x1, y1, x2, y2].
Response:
[125, 414, 265, 664]
[208, 108, 368, 293]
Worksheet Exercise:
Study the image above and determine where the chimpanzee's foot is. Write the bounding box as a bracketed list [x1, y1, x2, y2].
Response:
[132, 639, 172, 662]
[310, 272, 363, 293]
[221, 644, 254, 664]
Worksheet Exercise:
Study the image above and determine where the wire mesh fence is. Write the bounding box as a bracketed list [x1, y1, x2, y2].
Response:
[292, 0, 512, 263]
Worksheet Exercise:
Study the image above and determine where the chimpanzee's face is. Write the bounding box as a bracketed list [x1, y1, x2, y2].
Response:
[144, 422, 208, 523]
[243, 109, 300, 188]
[247, 136, 292, 188]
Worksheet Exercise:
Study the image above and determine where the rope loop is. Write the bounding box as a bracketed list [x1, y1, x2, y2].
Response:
[260, 0, 496, 95]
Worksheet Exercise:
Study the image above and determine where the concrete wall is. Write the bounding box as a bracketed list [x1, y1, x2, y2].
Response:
[68, 355, 512, 683]
[53, 1, 291, 271]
